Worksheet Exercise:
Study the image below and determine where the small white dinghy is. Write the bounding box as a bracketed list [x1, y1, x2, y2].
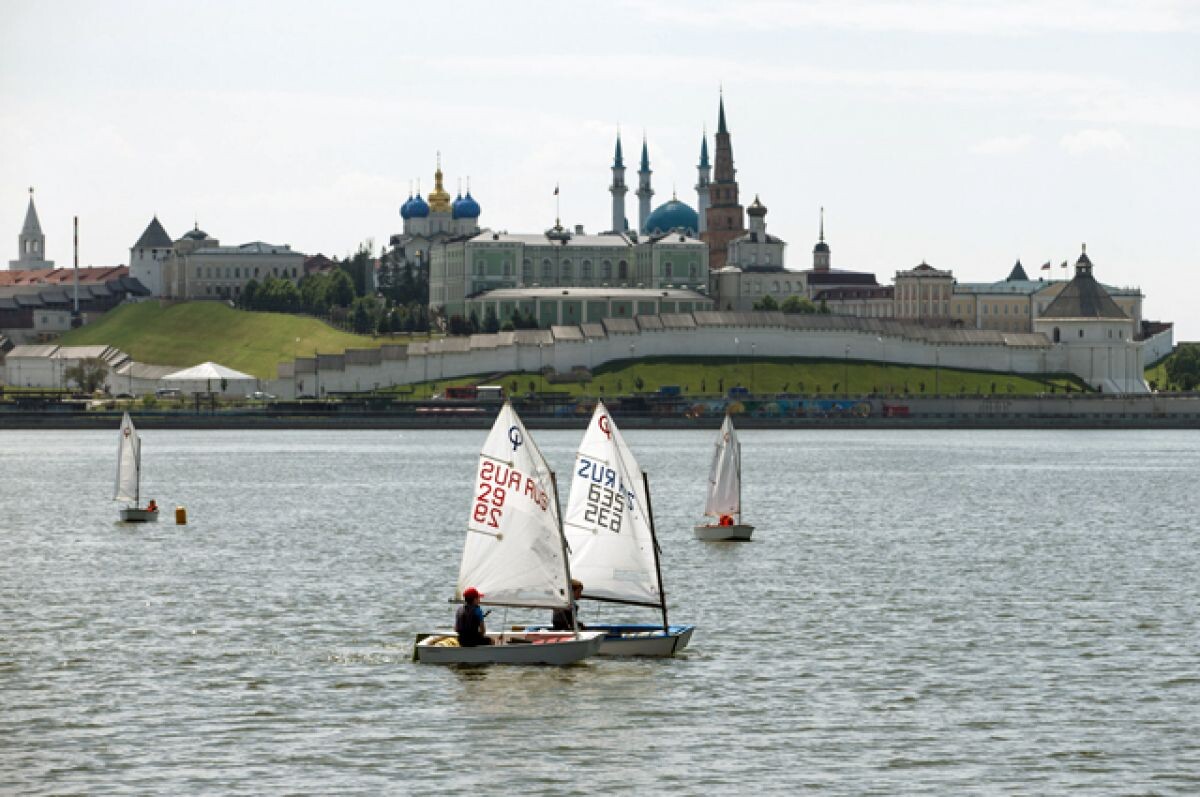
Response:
[114, 413, 158, 523]
[693, 414, 753, 541]
[414, 402, 604, 665]
[552, 402, 694, 657]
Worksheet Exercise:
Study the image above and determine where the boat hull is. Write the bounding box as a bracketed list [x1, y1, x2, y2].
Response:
[593, 624, 694, 657]
[119, 508, 159, 523]
[414, 630, 604, 665]
[694, 523, 753, 541]
[519, 624, 695, 657]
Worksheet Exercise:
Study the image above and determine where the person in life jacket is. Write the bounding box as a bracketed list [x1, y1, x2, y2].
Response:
[551, 579, 586, 631]
[147, 499, 158, 513]
[718, 514, 734, 526]
[455, 587, 493, 646]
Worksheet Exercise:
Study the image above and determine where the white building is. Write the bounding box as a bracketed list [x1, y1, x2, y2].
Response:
[130, 220, 304, 300]
[1033, 247, 1146, 393]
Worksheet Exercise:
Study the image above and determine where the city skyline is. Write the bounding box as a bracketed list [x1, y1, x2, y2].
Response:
[2, 0, 1197, 336]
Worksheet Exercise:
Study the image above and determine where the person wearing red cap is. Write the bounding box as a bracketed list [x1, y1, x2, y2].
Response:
[455, 587, 493, 646]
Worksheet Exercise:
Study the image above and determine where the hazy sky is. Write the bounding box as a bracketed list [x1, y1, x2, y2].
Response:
[2, 0, 1197, 336]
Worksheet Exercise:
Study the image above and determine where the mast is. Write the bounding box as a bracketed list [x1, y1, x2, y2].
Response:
[641, 470, 670, 634]
[549, 471, 579, 635]
[134, 430, 141, 506]
[732, 416, 741, 524]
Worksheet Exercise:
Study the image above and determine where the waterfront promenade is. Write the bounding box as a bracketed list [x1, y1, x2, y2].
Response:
[2, 392, 1198, 430]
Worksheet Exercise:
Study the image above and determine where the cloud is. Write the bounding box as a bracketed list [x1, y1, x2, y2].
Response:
[1059, 129, 1131, 155]
[630, 0, 1200, 35]
[970, 134, 1034, 154]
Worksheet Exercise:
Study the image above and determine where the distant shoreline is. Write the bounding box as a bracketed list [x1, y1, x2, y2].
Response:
[2, 398, 1199, 431]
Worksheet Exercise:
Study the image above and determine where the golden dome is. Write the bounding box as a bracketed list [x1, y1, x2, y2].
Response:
[427, 153, 453, 214]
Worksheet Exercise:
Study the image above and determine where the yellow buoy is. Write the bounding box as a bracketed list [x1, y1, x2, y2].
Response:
[175, 506, 187, 525]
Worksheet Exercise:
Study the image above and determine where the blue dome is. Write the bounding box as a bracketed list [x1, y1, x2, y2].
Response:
[407, 194, 430, 218]
[642, 199, 699, 236]
[455, 190, 481, 219]
[400, 195, 414, 220]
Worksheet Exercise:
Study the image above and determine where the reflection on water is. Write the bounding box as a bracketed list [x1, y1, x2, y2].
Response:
[2, 428, 1199, 794]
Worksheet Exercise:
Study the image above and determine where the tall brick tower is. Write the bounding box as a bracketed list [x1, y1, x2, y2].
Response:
[702, 94, 745, 270]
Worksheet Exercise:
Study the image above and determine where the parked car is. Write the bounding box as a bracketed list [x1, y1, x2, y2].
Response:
[250, 391, 276, 401]
[155, 388, 182, 398]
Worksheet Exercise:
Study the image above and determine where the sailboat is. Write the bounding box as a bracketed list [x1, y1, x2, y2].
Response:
[693, 414, 753, 541]
[554, 401, 695, 657]
[414, 402, 605, 665]
[114, 413, 158, 523]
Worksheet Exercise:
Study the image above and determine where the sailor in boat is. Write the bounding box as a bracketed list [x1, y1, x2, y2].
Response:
[718, 514, 734, 527]
[455, 587, 493, 646]
[147, 499, 158, 513]
[551, 580, 586, 631]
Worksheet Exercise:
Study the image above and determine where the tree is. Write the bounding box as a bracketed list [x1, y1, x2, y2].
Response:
[299, 272, 332, 316]
[753, 294, 779, 311]
[64, 358, 108, 393]
[240, 278, 260, 309]
[483, 307, 500, 334]
[1165, 343, 1200, 391]
[328, 269, 356, 309]
[341, 241, 374, 297]
[781, 295, 817, 314]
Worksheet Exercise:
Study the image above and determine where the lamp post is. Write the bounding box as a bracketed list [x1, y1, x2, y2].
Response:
[750, 342, 756, 394]
[934, 345, 940, 395]
[734, 336, 740, 386]
[843, 344, 849, 397]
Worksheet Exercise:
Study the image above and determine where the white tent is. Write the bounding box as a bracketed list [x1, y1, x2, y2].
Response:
[161, 362, 257, 395]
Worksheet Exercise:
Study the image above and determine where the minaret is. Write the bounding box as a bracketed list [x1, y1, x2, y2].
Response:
[702, 93, 745, 269]
[695, 131, 711, 235]
[10, 187, 54, 270]
[636, 136, 654, 233]
[813, 207, 831, 271]
[609, 133, 628, 233]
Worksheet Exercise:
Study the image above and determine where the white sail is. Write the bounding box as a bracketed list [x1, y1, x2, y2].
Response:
[564, 402, 662, 607]
[457, 402, 571, 610]
[113, 412, 141, 504]
[703, 415, 741, 518]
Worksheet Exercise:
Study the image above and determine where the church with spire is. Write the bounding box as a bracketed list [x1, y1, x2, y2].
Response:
[9, 188, 54, 271]
[390, 154, 483, 275]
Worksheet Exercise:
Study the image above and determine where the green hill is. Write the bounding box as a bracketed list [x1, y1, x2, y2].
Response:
[393, 356, 1092, 399]
[58, 302, 409, 379]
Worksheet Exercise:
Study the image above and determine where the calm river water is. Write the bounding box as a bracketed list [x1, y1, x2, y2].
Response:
[2, 427, 1198, 795]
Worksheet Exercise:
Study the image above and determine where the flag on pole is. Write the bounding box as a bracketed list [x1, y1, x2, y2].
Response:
[554, 183, 559, 196]
[1041, 261, 1051, 270]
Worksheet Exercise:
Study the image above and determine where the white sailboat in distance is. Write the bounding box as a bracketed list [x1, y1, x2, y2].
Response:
[114, 413, 158, 523]
[693, 414, 753, 541]
[414, 402, 605, 665]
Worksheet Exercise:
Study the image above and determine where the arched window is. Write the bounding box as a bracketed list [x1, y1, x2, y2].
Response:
[1078, 329, 1084, 338]
[542, 259, 553, 281]
[602, 260, 612, 280]
[561, 260, 573, 282]
[503, 260, 511, 276]
[664, 262, 673, 278]
[582, 260, 592, 281]
[522, 259, 532, 283]
[690, 264, 697, 279]
[772, 281, 780, 292]
[618, 260, 628, 280]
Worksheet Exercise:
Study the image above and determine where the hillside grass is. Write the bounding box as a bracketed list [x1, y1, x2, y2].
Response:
[390, 356, 1091, 399]
[58, 301, 416, 379]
